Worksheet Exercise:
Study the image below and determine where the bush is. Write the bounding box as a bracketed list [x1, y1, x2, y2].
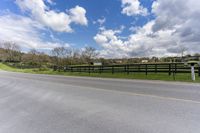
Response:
[39, 65, 50, 71]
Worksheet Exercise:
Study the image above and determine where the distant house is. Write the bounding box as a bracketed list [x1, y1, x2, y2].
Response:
[92, 62, 102, 66]
[141, 60, 148, 63]
[116, 60, 123, 64]
[174, 56, 200, 63]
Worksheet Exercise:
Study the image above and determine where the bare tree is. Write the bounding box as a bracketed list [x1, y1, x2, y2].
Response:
[52, 47, 66, 58]
[21, 49, 50, 68]
[180, 47, 187, 57]
[179, 47, 187, 62]
[29, 49, 39, 55]
[2, 41, 20, 51]
[37, 52, 51, 68]
[81, 46, 99, 64]
[0, 41, 21, 62]
[71, 49, 81, 65]
[22, 49, 39, 67]
[51, 47, 73, 66]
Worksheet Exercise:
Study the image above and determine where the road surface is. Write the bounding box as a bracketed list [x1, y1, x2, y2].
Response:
[0, 71, 200, 133]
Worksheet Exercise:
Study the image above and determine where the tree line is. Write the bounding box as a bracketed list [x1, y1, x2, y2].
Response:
[0, 41, 200, 69]
[0, 41, 99, 68]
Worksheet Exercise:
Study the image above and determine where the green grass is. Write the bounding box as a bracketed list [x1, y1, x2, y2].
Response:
[0, 63, 200, 83]
[0, 63, 34, 73]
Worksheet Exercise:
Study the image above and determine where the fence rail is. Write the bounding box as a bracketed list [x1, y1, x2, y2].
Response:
[54, 63, 200, 77]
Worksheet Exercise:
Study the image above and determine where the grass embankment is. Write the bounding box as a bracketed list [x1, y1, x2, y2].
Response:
[0, 63, 200, 83]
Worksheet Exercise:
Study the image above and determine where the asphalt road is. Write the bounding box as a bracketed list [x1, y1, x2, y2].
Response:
[0, 71, 200, 133]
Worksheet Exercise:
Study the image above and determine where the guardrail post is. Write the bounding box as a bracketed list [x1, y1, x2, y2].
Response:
[64, 66, 66, 72]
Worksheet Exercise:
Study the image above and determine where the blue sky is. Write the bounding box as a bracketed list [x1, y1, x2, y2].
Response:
[0, 0, 200, 58]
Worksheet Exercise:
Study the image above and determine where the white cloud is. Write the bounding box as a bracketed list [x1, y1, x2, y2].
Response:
[95, 21, 191, 58]
[129, 26, 140, 32]
[94, 0, 200, 58]
[69, 5, 88, 26]
[94, 27, 130, 58]
[0, 1, 86, 52]
[0, 13, 68, 50]
[46, 0, 55, 5]
[15, 0, 88, 32]
[121, 0, 148, 16]
[94, 22, 180, 58]
[94, 34, 108, 44]
[151, 0, 200, 53]
[93, 17, 106, 25]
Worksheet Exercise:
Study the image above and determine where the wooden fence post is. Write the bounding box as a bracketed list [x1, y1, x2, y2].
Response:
[145, 64, 148, 75]
[53, 66, 57, 71]
[89, 66, 90, 74]
[138, 65, 140, 73]
[112, 66, 114, 74]
[169, 64, 171, 76]
[99, 66, 101, 74]
[198, 66, 200, 77]
[124, 65, 126, 73]
[173, 64, 175, 80]
[175, 64, 177, 74]
[155, 64, 157, 73]
[127, 64, 129, 75]
[80, 67, 82, 73]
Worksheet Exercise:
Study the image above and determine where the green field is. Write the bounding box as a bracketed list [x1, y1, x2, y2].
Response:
[0, 63, 200, 83]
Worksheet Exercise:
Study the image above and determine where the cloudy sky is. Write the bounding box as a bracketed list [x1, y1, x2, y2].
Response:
[0, 0, 200, 58]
